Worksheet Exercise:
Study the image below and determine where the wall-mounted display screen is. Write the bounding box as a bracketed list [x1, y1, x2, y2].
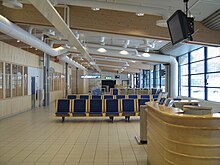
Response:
[115, 75, 120, 79]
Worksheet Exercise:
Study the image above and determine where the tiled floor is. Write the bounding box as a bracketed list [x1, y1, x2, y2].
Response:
[0, 105, 148, 165]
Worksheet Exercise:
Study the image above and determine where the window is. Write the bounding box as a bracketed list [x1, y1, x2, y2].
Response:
[181, 64, 188, 75]
[24, 67, 28, 95]
[179, 54, 189, 96]
[191, 61, 204, 74]
[12, 65, 22, 97]
[207, 73, 220, 87]
[5, 63, 11, 98]
[179, 54, 188, 65]
[191, 74, 204, 86]
[190, 48, 204, 62]
[207, 57, 220, 72]
[207, 88, 220, 102]
[191, 87, 204, 99]
[0, 62, 3, 99]
[207, 46, 220, 58]
[179, 46, 220, 102]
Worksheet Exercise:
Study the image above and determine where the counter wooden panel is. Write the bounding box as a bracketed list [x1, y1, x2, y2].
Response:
[146, 102, 220, 165]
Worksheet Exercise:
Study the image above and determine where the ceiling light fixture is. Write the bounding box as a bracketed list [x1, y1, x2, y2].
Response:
[97, 48, 107, 53]
[17, 40, 20, 42]
[142, 53, 150, 57]
[136, 12, 144, 16]
[91, 7, 100, 11]
[120, 50, 129, 55]
[35, 48, 38, 50]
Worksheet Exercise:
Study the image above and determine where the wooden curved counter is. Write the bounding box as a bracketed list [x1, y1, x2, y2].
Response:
[146, 102, 220, 165]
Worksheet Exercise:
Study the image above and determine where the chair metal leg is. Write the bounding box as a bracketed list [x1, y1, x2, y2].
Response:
[109, 116, 114, 122]
[62, 116, 65, 122]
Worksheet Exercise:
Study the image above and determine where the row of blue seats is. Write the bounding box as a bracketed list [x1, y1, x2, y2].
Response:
[55, 98, 151, 122]
[67, 94, 158, 101]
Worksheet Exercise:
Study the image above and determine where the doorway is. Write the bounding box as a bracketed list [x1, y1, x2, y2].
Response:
[31, 77, 36, 108]
[102, 80, 116, 93]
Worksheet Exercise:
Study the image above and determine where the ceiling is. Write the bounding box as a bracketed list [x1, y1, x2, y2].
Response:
[0, 0, 219, 74]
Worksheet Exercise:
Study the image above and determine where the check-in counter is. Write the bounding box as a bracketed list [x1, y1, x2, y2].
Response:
[174, 100, 200, 109]
[146, 102, 220, 165]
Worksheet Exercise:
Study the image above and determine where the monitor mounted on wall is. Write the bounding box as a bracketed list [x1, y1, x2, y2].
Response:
[167, 10, 192, 45]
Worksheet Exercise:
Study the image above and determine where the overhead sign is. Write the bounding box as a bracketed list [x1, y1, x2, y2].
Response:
[105, 76, 112, 80]
[81, 75, 101, 79]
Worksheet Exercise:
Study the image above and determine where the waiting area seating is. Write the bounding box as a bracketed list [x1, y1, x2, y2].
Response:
[55, 93, 158, 122]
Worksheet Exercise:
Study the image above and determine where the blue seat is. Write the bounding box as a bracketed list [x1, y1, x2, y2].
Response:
[55, 99, 71, 122]
[79, 95, 89, 100]
[72, 99, 87, 116]
[103, 95, 114, 100]
[67, 95, 77, 99]
[121, 99, 136, 121]
[91, 95, 101, 100]
[116, 95, 125, 99]
[152, 88, 157, 94]
[105, 99, 119, 121]
[89, 99, 103, 115]
[128, 95, 138, 99]
[112, 88, 118, 95]
[137, 98, 150, 112]
[153, 94, 158, 101]
[141, 94, 150, 99]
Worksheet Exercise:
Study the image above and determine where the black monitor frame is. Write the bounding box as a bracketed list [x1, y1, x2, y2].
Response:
[167, 10, 190, 45]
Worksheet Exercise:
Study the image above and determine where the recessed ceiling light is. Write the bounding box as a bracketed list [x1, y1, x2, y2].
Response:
[97, 48, 107, 53]
[17, 40, 20, 42]
[91, 7, 100, 11]
[35, 48, 38, 50]
[120, 50, 129, 55]
[136, 13, 144, 16]
[142, 53, 150, 57]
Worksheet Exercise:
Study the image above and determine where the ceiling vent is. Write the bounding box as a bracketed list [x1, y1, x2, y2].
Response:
[202, 9, 220, 31]
[2, 0, 23, 9]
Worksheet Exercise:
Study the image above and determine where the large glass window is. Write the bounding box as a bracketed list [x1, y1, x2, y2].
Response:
[179, 54, 188, 65]
[207, 73, 220, 87]
[207, 46, 220, 58]
[5, 63, 11, 98]
[207, 88, 220, 102]
[191, 74, 204, 86]
[207, 57, 220, 72]
[191, 61, 204, 74]
[180, 54, 189, 96]
[179, 46, 220, 102]
[0, 62, 3, 99]
[181, 64, 188, 75]
[190, 48, 204, 62]
[191, 87, 205, 99]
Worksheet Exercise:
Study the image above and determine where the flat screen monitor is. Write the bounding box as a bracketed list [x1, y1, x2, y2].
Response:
[115, 75, 120, 79]
[159, 98, 166, 105]
[167, 10, 189, 45]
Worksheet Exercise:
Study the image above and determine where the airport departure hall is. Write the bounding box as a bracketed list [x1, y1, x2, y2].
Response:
[0, 0, 220, 165]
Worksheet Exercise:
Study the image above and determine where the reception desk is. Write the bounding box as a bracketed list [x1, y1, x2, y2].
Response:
[146, 102, 220, 165]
